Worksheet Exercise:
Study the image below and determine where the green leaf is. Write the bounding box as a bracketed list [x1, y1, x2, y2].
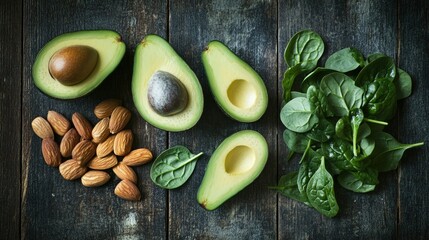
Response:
[366, 52, 386, 64]
[297, 149, 321, 193]
[280, 97, 319, 133]
[307, 85, 334, 117]
[370, 132, 424, 172]
[306, 157, 339, 218]
[284, 30, 324, 68]
[302, 67, 336, 91]
[283, 129, 309, 153]
[394, 68, 412, 100]
[325, 47, 365, 72]
[350, 108, 364, 156]
[320, 72, 364, 116]
[306, 118, 335, 143]
[338, 168, 379, 193]
[271, 171, 309, 204]
[363, 77, 397, 121]
[150, 146, 203, 189]
[356, 56, 396, 86]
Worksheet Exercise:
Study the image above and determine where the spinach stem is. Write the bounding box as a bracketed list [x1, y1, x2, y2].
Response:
[299, 139, 312, 164]
[364, 118, 388, 126]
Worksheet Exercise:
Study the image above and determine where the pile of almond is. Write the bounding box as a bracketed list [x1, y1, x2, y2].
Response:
[31, 99, 153, 201]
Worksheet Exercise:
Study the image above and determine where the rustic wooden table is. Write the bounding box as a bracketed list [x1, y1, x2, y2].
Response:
[1, 0, 428, 239]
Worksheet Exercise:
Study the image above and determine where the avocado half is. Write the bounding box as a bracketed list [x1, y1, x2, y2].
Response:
[202, 41, 268, 122]
[132, 35, 204, 132]
[32, 30, 126, 99]
[197, 130, 268, 210]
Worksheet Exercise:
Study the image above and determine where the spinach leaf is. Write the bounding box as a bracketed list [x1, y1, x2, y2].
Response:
[302, 67, 336, 91]
[350, 108, 364, 156]
[320, 73, 364, 116]
[291, 91, 307, 99]
[366, 52, 386, 64]
[306, 157, 339, 218]
[325, 47, 365, 72]
[280, 97, 319, 133]
[355, 56, 396, 86]
[395, 68, 412, 100]
[307, 85, 334, 117]
[363, 77, 397, 121]
[297, 149, 321, 194]
[150, 146, 203, 189]
[306, 118, 335, 143]
[338, 168, 379, 193]
[283, 129, 309, 153]
[360, 137, 375, 156]
[284, 30, 324, 68]
[271, 171, 309, 204]
[370, 132, 424, 172]
[335, 117, 371, 143]
[322, 138, 355, 174]
[282, 64, 303, 102]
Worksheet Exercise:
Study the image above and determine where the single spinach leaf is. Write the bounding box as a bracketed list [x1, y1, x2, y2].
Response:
[350, 108, 364, 156]
[306, 118, 335, 143]
[284, 30, 324, 68]
[394, 68, 412, 100]
[271, 171, 309, 204]
[355, 56, 396, 86]
[366, 52, 386, 64]
[325, 47, 365, 72]
[335, 117, 371, 142]
[363, 77, 397, 121]
[282, 65, 303, 102]
[370, 132, 424, 172]
[291, 91, 307, 99]
[338, 168, 379, 193]
[283, 129, 309, 153]
[360, 137, 375, 156]
[280, 97, 319, 133]
[297, 149, 322, 194]
[320, 72, 364, 116]
[302, 67, 336, 91]
[322, 138, 355, 174]
[150, 146, 203, 189]
[307, 85, 334, 117]
[306, 157, 339, 218]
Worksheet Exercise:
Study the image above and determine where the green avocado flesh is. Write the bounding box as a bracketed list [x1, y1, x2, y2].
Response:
[202, 41, 268, 122]
[132, 35, 204, 132]
[32, 30, 126, 99]
[197, 130, 268, 210]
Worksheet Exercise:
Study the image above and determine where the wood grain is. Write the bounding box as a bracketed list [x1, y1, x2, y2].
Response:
[0, 0, 22, 239]
[168, 0, 278, 239]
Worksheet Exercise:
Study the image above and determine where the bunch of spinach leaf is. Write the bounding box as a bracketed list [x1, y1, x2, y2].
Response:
[275, 30, 424, 218]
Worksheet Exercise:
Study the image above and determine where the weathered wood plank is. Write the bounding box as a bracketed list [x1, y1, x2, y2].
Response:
[0, 0, 22, 239]
[397, 0, 429, 238]
[21, 1, 168, 239]
[168, 0, 278, 239]
[277, 0, 398, 238]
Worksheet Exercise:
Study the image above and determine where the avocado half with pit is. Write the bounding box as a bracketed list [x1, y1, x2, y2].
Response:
[197, 130, 268, 210]
[202, 41, 268, 122]
[32, 30, 126, 99]
[132, 35, 204, 132]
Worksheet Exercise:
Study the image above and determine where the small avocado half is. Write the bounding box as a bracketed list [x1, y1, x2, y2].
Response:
[202, 41, 268, 122]
[32, 30, 126, 99]
[197, 130, 268, 210]
[132, 35, 204, 132]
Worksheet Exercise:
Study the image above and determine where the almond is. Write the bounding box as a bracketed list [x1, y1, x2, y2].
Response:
[41, 138, 62, 167]
[32, 116, 54, 139]
[72, 112, 93, 140]
[92, 117, 110, 143]
[59, 159, 87, 180]
[47, 110, 71, 136]
[60, 128, 80, 157]
[114, 179, 141, 201]
[113, 130, 133, 156]
[72, 140, 96, 166]
[109, 106, 131, 134]
[81, 170, 110, 187]
[88, 154, 118, 170]
[123, 148, 153, 167]
[113, 162, 138, 183]
[96, 135, 115, 158]
[94, 98, 122, 119]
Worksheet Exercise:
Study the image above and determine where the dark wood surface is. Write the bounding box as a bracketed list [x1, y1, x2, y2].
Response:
[0, 0, 428, 239]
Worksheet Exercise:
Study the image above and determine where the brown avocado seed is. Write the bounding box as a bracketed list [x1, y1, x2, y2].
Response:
[147, 71, 188, 116]
[48, 45, 98, 86]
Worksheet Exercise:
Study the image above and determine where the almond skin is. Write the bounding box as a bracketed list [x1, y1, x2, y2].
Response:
[114, 179, 141, 201]
[72, 112, 93, 140]
[72, 140, 96, 166]
[88, 154, 118, 170]
[92, 117, 110, 143]
[113, 162, 138, 183]
[32, 116, 54, 139]
[59, 159, 87, 180]
[96, 135, 115, 158]
[60, 128, 80, 157]
[123, 148, 153, 167]
[113, 130, 133, 156]
[47, 110, 71, 136]
[94, 99, 122, 119]
[81, 170, 110, 187]
[109, 106, 131, 134]
[41, 138, 62, 167]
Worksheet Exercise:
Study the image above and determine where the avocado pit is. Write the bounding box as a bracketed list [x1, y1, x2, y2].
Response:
[224, 145, 256, 174]
[147, 71, 188, 116]
[48, 45, 98, 86]
[227, 79, 257, 109]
